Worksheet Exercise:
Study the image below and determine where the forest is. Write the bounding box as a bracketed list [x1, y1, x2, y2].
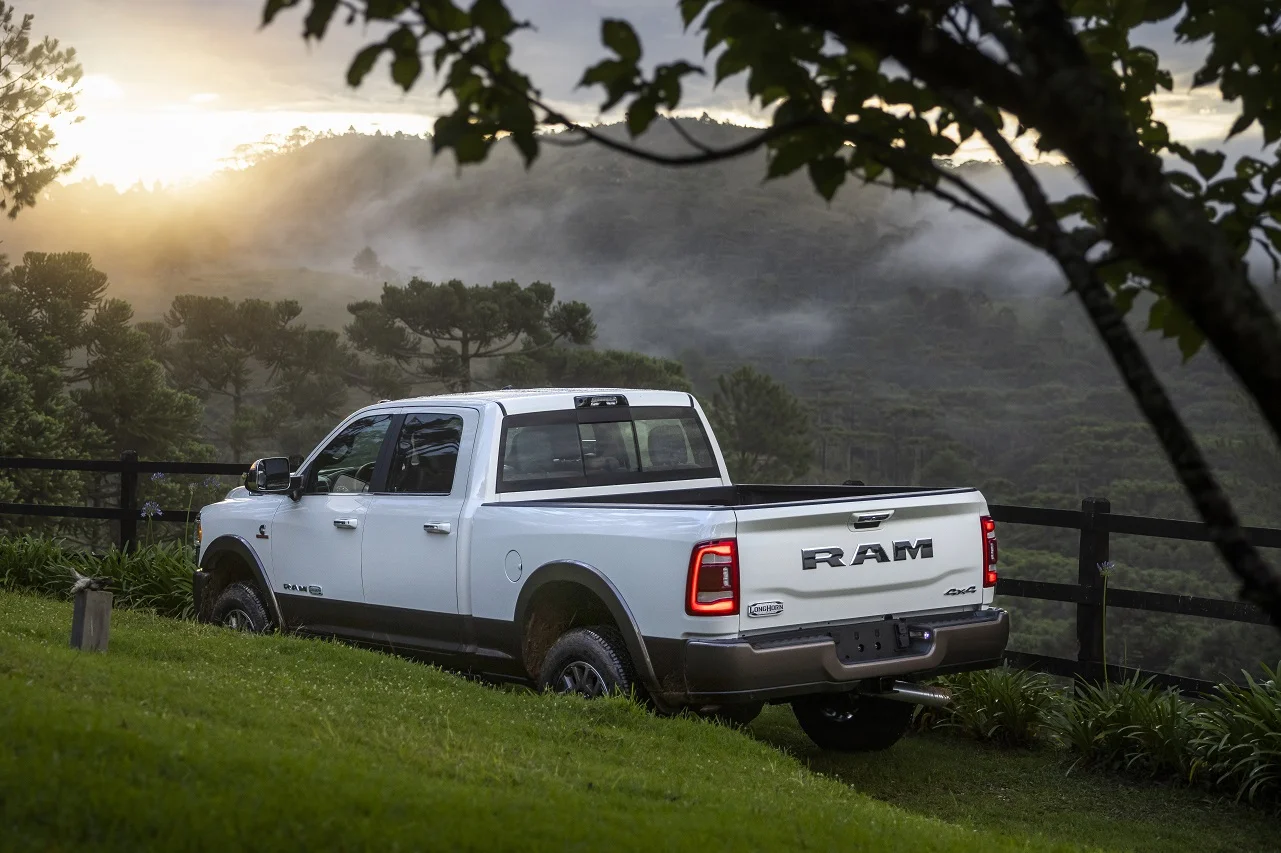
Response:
[2, 122, 1279, 683]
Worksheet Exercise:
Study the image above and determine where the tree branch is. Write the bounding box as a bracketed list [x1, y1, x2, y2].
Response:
[953, 92, 1281, 629]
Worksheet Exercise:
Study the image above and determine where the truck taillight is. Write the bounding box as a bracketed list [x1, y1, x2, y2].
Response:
[686, 539, 738, 616]
[981, 515, 998, 588]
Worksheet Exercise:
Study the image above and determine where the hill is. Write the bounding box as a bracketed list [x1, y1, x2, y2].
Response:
[5, 590, 1279, 852]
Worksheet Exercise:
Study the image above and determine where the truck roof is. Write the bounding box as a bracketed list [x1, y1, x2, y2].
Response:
[378, 387, 699, 415]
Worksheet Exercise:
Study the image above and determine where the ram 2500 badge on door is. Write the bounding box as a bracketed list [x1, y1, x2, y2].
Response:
[194, 388, 1009, 751]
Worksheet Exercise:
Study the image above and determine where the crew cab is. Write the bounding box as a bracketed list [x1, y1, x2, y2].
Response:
[193, 388, 1009, 751]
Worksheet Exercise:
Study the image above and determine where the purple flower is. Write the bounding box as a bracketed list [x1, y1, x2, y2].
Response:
[140, 501, 163, 518]
[150, 472, 166, 482]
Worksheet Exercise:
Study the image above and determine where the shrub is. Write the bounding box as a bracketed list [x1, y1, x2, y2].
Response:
[1190, 664, 1281, 804]
[1052, 675, 1195, 778]
[917, 666, 1058, 747]
[0, 534, 197, 619]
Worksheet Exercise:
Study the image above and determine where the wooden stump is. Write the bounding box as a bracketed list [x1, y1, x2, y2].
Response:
[71, 589, 112, 651]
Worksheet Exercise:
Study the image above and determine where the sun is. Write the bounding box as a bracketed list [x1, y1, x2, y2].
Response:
[52, 75, 436, 190]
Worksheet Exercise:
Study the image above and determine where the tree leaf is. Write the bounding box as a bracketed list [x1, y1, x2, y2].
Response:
[347, 44, 385, 87]
[626, 93, 658, 137]
[679, 0, 712, 28]
[1187, 148, 1226, 181]
[303, 0, 340, 38]
[602, 19, 642, 64]
[807, 156, 846, 201]
[766, 140, 814, 179]
[470, 0, 515, 36]
[262, 0, 301, 26]
[392, 50, 423, 91]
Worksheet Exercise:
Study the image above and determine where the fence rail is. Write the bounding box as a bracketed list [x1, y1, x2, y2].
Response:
[0, 452, 247, 551]
[1, 455, 1277, 695]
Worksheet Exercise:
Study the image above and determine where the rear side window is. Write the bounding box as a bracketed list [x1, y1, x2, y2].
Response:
[498, 406, 718, 493]
[387, 413, 465, 494]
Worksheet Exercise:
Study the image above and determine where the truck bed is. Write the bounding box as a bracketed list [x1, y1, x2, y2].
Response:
[503, 483, 978, 508]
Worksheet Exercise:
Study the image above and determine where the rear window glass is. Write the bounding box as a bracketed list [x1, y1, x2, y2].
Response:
[498, 406, 718, 493]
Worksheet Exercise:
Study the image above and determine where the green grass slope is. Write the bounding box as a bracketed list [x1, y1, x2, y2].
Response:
[3, 591, 1274, 852]
[0, 592, 1064, 853]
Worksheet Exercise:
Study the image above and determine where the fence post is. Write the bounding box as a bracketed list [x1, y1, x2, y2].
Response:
[1076, 497, 1111, 683]
[118, 450, 138, 553]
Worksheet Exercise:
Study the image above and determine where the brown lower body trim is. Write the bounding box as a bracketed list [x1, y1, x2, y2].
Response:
[646, 608, 1010, 706]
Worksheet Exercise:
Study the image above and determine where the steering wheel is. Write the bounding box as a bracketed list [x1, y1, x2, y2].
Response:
[354, 461, 377, 486]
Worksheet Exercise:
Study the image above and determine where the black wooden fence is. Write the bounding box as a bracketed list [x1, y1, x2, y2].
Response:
[2, 454, 1279, 694]
[0, 452, 247, 552]
[990, 497, 1280, 695]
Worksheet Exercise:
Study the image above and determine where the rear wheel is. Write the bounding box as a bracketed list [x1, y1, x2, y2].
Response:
[211, 581, 272, 633]
[791, 692, 913, 752]
[537, 626, 635, 699]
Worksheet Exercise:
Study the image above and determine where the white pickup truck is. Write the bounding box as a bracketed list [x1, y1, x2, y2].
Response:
[194, 388, 1008, 751]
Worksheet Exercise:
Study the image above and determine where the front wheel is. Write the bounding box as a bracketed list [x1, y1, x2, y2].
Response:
[537, 626, 635, 699]
[791, 692, 913, 752]
[211, 581, 272, 633]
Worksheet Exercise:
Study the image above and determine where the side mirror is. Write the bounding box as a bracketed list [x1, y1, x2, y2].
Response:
[245, 457, 292, 493]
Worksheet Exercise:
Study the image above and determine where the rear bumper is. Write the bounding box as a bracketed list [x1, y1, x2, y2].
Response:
[654, 608, 1009, 705]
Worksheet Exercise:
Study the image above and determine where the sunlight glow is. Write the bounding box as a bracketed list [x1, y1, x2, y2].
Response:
[54, 106, 435, 188]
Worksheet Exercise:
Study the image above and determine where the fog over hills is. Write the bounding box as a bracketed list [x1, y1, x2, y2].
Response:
[2, 119, 1071, 357]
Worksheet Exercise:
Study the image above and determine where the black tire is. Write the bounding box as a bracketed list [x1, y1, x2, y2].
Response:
[791, 692, 913, 752]
[211, 581, 272, 633]
[537, 625, 635, 699]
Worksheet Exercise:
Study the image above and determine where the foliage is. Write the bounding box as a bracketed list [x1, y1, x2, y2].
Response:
[0, 319, 88, 521]
[915, 667, 1056, 748]
[0, 535, 196, 619]
[1053, 676, 1197, 780]
[0, 3, 81, 218]
[1191, 664, 1281, 804]
[345, 278, 596, 392]
[140, 294, 376, 460]
[0, 252, 214, 541]
[1, 590, 1059, 853]
[706, 365, 812, 482]
[917, 663, 1280, 805]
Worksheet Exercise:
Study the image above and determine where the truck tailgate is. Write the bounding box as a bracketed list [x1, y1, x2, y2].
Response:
[733, 490, 989, 632]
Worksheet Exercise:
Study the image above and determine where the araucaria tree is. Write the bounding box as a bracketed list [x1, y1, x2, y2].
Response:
[0, 2, 81, 217]
[345, 278, 595, 392]
[708, 366, 813, 482]
[266, 0, 1281, 630]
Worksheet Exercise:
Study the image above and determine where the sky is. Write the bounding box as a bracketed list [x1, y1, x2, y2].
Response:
[36, 0, 1250, 189]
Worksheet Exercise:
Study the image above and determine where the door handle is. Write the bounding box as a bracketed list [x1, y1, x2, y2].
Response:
[851, 510, 894, 530]
[333, 518, 359, 529]
[422, 522, 452, 535]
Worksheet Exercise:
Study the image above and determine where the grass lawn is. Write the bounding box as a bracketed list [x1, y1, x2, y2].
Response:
[751, 711, 1278, 853]
[0, 591, 1270, 852]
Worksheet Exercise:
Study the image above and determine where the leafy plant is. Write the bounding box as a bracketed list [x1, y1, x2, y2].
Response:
[1054, 675, 1196, 780]
[0, 534, 197, 619]
[1190, 664, 1281, 804]
[917, 667, 1057, 748]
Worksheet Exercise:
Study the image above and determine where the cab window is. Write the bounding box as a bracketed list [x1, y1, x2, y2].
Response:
[387, 413, 465, 494]
[307, 414, 392, 494]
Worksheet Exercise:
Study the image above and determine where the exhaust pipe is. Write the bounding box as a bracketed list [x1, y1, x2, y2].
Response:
[874, 680, 952, 708]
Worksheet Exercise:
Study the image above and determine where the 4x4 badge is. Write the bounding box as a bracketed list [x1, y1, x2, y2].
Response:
[944, 586, 976, 596]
